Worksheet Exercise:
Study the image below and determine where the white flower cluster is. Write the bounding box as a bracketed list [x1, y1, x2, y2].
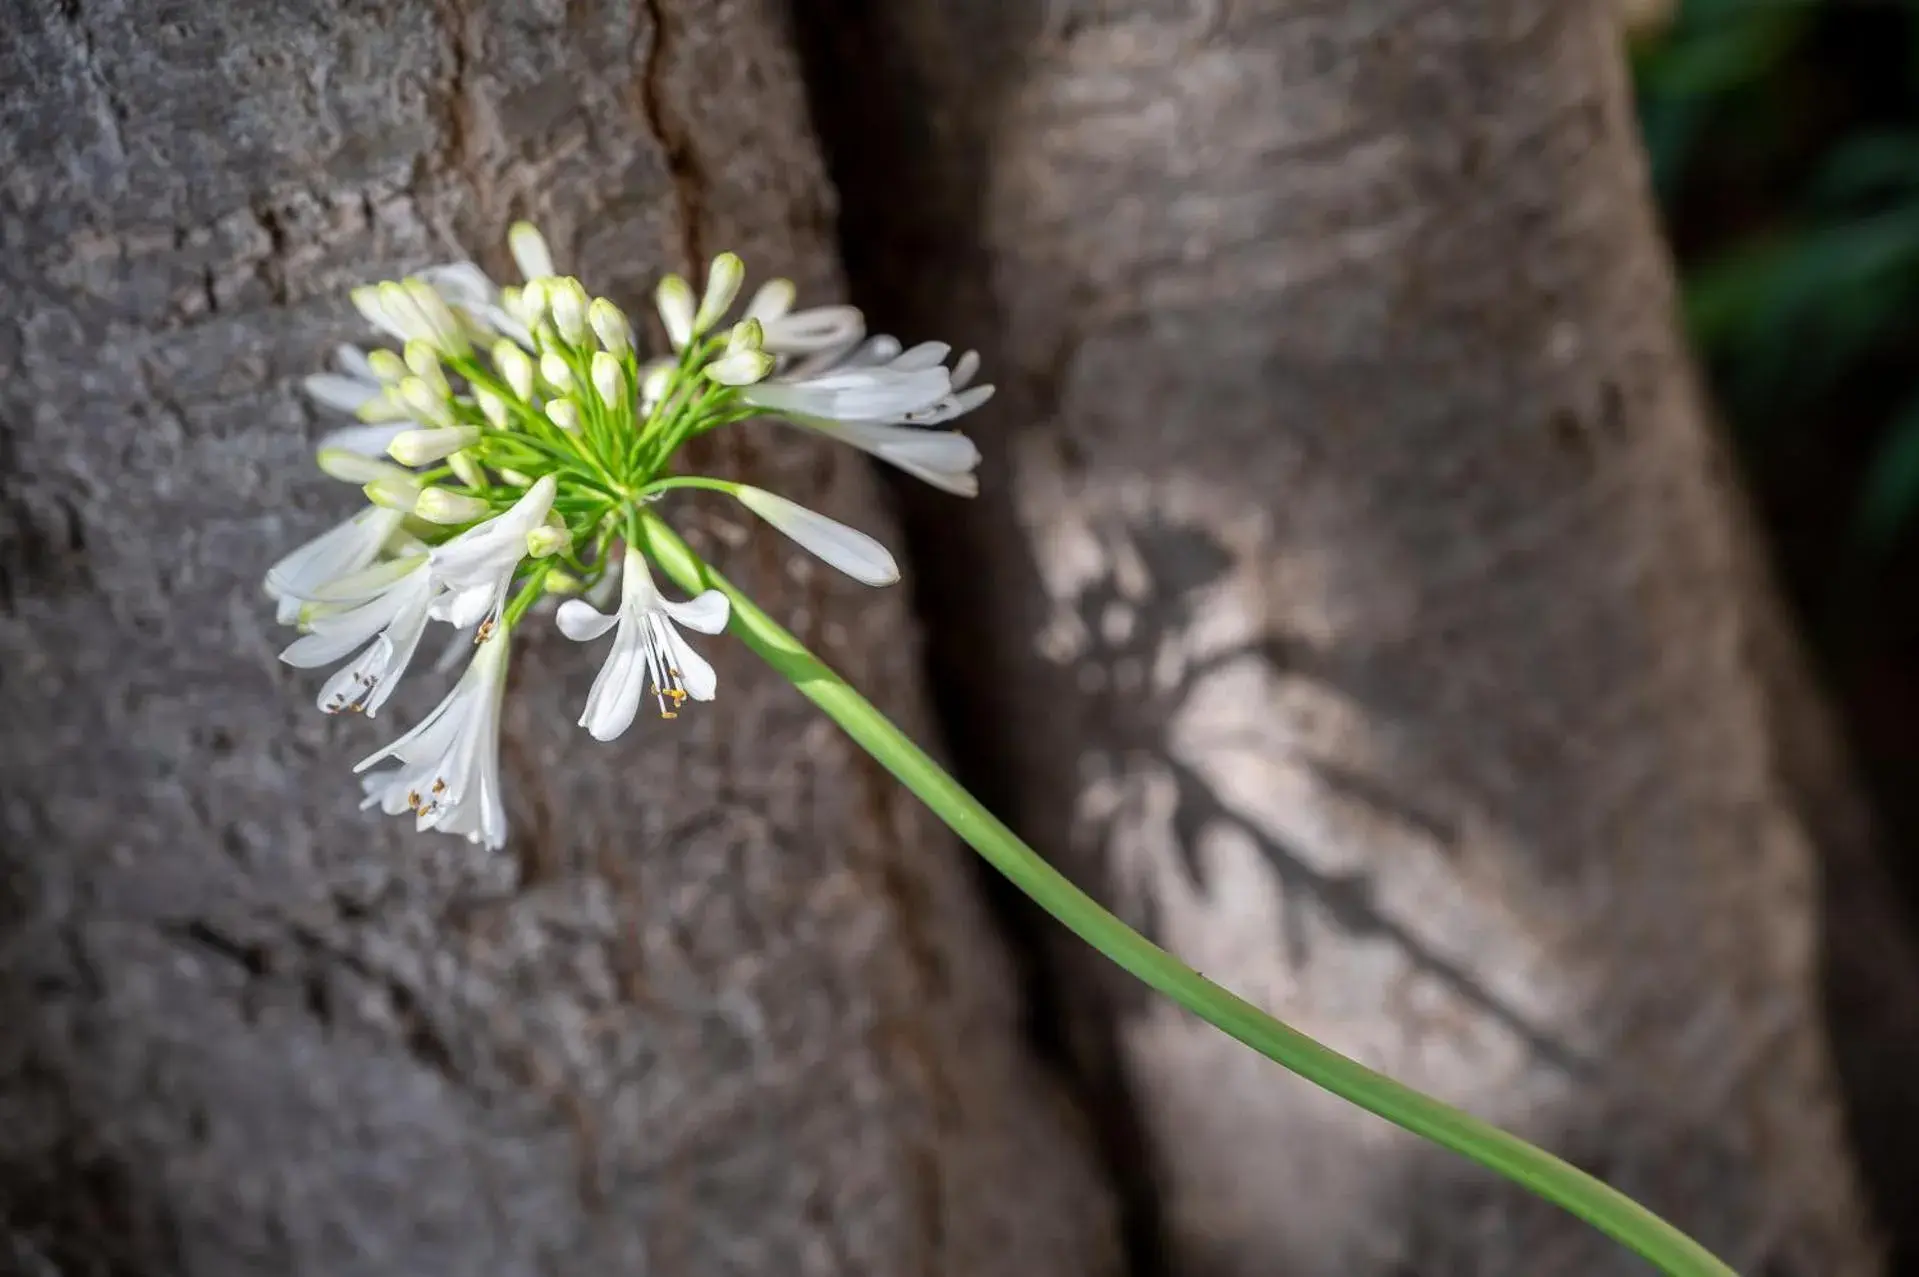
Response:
[268, 224, 992, 848]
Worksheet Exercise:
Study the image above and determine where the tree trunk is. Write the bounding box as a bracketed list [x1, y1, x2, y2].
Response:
[0, 2, 1119, 1274]
[800, 0, 1882, 1272]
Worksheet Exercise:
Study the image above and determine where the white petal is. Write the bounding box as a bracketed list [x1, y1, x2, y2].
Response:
[744, 278, 795, 323]
[556, 599, 619, 642]
[890, 341, 951, 372]
[660, 589, 729, 634]
[335, 344, 378, 382]
[950, 350, 980, 391]
[424, 261, 501, 311]
[744, 366, 950, 421]
[581, 625, 646, 741]
[318, 423, 411, 457]
[265, 507, 401, 610]
[663, 625, 718, 701]
[316, 636, 392, 714]
[906, 383, 995, 426]
[763, 305, 863, 355]
[305, 372, 380, 414]
[282, 622, 382, 669]
[305, 554, 424, 604]
[734, 487, 899, 587]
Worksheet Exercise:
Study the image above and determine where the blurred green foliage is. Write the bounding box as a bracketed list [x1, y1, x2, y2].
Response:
[1634, 0, 1919, 550]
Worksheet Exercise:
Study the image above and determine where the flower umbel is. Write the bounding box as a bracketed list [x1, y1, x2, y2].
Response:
[270, 223, 991, 846]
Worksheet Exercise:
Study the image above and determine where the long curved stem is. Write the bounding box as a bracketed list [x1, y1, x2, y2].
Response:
[639, 512, 1738, 1277]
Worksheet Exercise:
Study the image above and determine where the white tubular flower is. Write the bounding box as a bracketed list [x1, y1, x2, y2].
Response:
[743, 278, 864, 356]
[279, 556, 438, 717]
[806, 421, 982, 497]
[428, 475, 558, 633]
[747, 337, 992, 494]
[732, 486, 900, 586]
[304, 344, 407, 422]
[557, 547, 728, 739]
[264, 505, 406, 625]
[741, 339, 953, 423]
[356, 631, 511, 849]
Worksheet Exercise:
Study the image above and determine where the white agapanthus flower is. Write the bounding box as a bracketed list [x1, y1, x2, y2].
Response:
[558, 547, 729, 740]
[268, 224, 993, 848]
[741, 336, 993, 496]
[264, 505, 407, 626]
[356, 630, 512, 849]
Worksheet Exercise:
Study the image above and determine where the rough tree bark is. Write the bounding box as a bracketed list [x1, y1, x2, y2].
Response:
[801, 0, 1885, 1273]
[0, 2, 1119, 1274]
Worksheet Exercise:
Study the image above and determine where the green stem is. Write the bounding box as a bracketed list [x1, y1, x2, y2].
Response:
[639, 511, 1737, 1277]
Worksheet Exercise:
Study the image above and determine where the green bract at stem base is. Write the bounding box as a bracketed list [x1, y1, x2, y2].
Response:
[637, 511, 1739, 1277]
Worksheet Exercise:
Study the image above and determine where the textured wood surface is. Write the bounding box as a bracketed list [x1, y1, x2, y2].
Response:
[801, 0, 1881, 1272]
[0, 2, 1119, 1273]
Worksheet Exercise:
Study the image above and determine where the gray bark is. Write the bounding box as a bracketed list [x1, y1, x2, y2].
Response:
[0, 2, 1120, 1274]
[801, 0, 1883, 1273]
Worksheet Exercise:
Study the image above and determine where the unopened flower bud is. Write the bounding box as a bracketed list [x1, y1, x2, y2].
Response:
[656, 274, 695, 349]
[318, 449, 407, 485]
[588, 298, 632, 356]
[397, 376, 454, 427]
[415, 487, 490, 525]
[549, 277, 589, 346]
[639, 359, 674, 411]
[354, 391, 408, 423]
[544, 569, 585, 596]
[403, 340, 448, 395]
[509, 221, 555, 281]
[705, 328, 774, 386]
[545, 398, 581, 432]
[498, 467, 535, 487]
[540, 351, 575, 393]
[694, 252, 744, 335]
[519, 278, 551, 326]
[493, 340, 535, 401]
[727, 317, 764, 353]
[366, 349, 408, 384]
[447, 449, 486, 489]
[526, 525, 569, 558]
[591, 351, 625, 411]
[387, 426, 480, 466]
[474, 386, 510, 429]
[364, 475, 423, 511]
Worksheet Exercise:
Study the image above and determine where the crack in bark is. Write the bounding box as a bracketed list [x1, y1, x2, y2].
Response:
[635, 0, 706, 272]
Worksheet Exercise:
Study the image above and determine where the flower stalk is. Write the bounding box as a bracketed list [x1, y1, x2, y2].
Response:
[637, 513, 1738, 1277]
